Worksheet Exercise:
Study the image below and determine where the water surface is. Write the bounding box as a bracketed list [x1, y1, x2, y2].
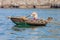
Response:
[0, 9, 60, 40]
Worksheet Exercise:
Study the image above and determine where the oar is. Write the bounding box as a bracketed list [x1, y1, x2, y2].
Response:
[7, 14, 31, 19]
[26, 15, 31, 18]
[46, 17, 60, 25]
[49, 21, 60, 25]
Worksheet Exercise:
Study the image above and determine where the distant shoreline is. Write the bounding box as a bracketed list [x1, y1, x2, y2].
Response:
[0, 5, 50, 9]
[0, 5, 60, 9]
[0, 0, 60, 8]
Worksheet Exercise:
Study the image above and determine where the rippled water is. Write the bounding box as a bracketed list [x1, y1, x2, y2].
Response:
[0, 8, 60, 40]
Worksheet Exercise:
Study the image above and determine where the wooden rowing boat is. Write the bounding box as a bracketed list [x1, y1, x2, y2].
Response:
[8, 16, 53, 27]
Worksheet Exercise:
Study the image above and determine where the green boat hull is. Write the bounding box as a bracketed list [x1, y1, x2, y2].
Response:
[10, 18, 47, 28]
[13, 22, 46, 28]
[14, 25, 33, 28]
[14, 22, 31, 28]
[14, 22, 30, 26]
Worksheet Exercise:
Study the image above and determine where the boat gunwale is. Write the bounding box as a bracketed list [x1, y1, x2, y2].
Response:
[10, 17, 47, 25]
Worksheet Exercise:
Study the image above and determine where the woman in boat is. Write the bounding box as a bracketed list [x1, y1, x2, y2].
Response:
[20, 12, 38, 21]
[31, 12, 38, 20]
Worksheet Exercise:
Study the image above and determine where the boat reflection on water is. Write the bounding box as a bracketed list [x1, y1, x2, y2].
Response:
[12, 25, 45, 31]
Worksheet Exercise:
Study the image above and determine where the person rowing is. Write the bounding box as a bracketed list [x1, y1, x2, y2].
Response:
[31, 12, 38, 20]
[20, 12, 38, 20]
